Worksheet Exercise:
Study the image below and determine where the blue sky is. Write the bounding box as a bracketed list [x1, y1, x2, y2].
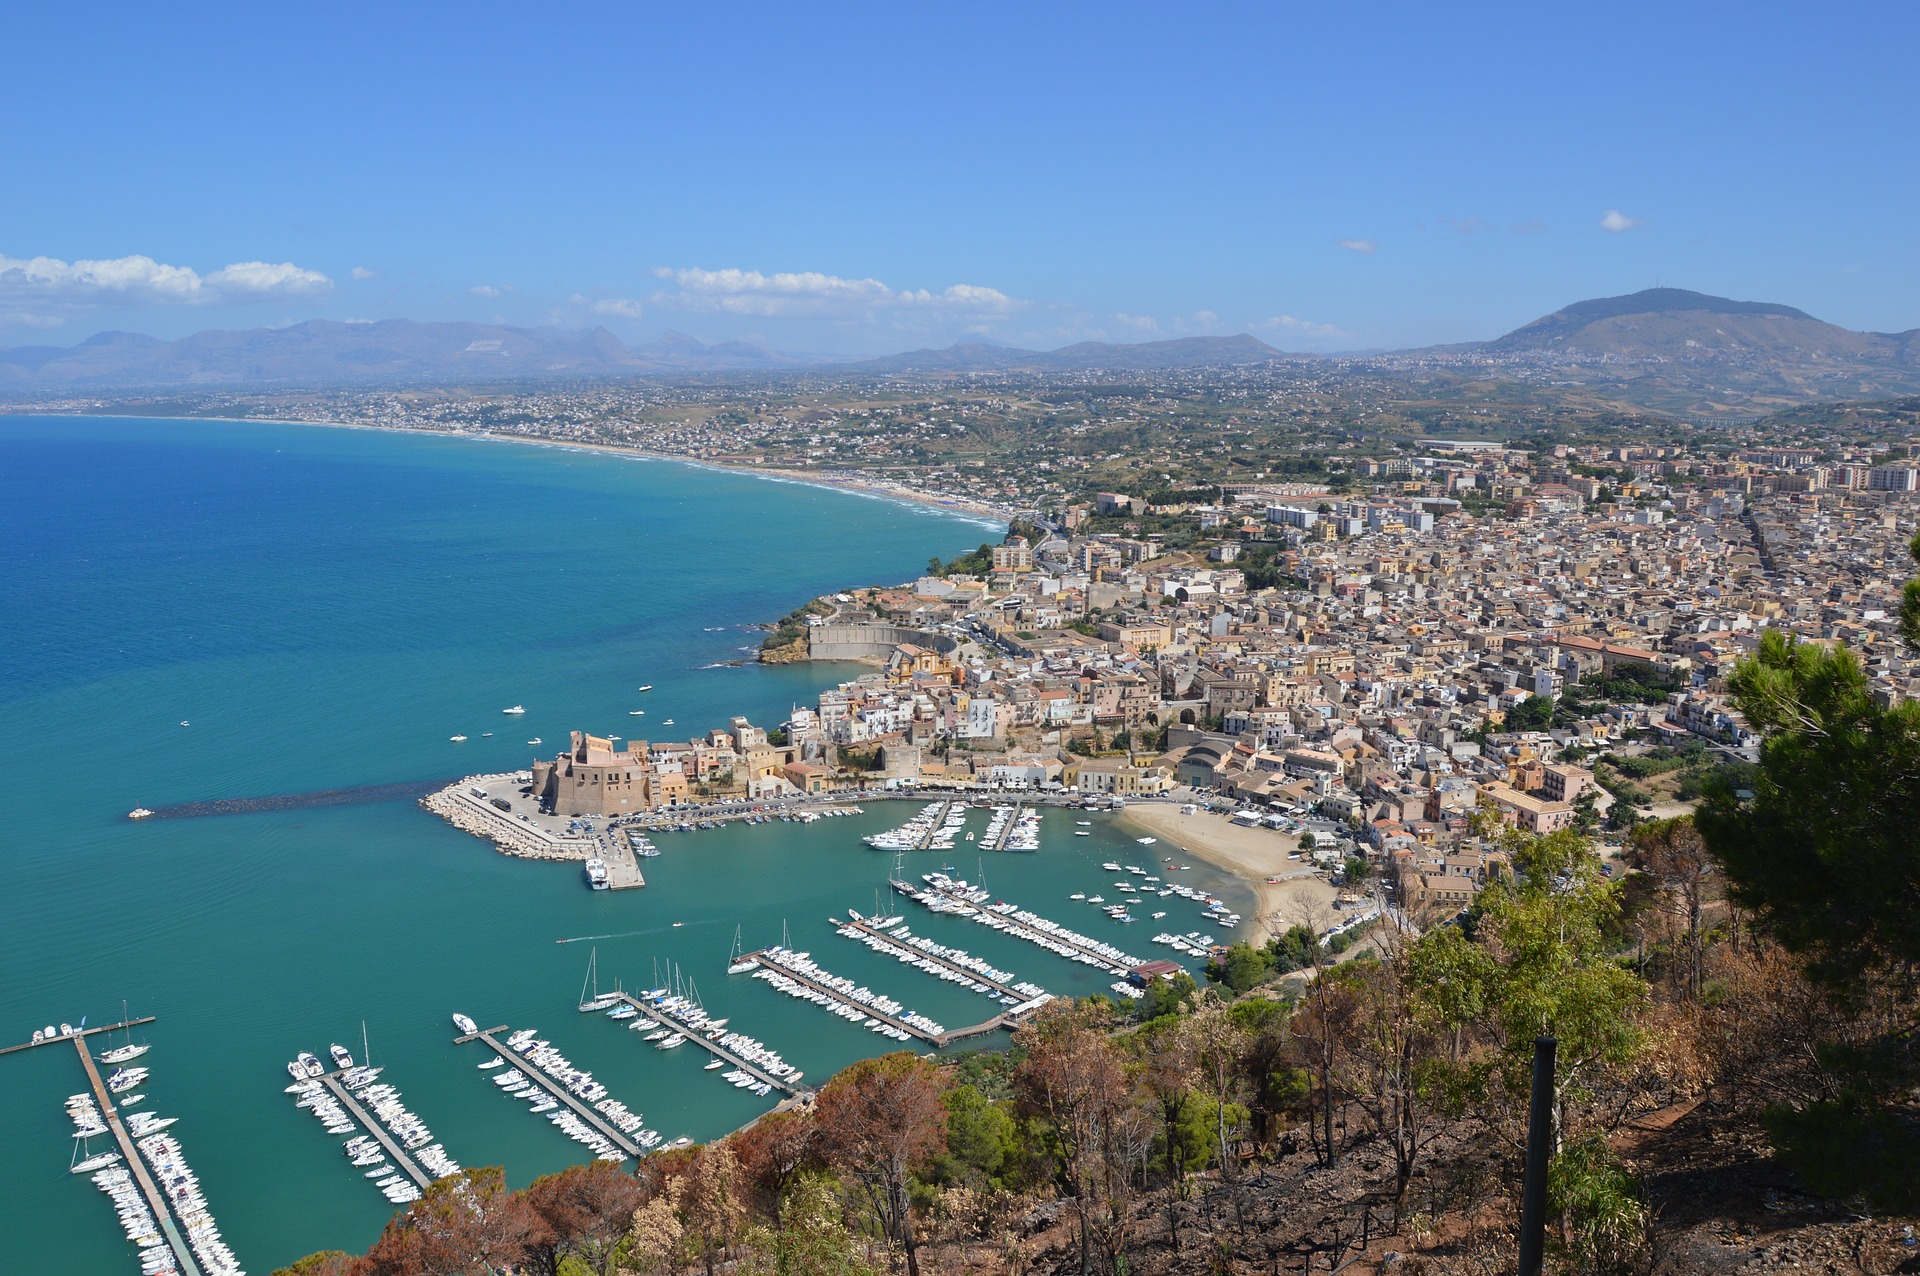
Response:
[2, 2, 1913, 354]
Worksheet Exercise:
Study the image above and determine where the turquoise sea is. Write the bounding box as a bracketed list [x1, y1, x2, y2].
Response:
[0, 416, 1250, 1272]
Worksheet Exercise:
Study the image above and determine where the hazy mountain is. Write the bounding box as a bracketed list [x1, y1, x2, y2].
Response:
[1464, 288, 1920, 414]
[855, 333, 1289, 373]
[0, 320, 798, 390]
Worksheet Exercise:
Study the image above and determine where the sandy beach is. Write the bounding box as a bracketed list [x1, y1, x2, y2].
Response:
[1115, 803, 1336, 946]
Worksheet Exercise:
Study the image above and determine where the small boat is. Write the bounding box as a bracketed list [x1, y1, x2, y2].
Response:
[179, 721, 190, 728]
[527, 738, 542, 745]
[661, 719, 675, 726]
[704, 1060, 726, 1070]
[629, 710, 645, 716]
[1136, 837, 1157, 845]
[127, 807, 154, 820]
[478, 1057, 504, 1070]
[503, 705, 526, 714]
[452, 1013, 478, 1036]
[450, 735, 468, 743]
[636, 685, 653, 692]
[330, 1044, 355, 1070]
[1074, 830, 1091, 837]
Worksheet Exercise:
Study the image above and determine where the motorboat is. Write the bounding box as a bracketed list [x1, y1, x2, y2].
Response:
[527, 738, 542, 745]
[503, 705, 526, 714]
[636, 685, 653, 692]
[450, 735, 468, 743]
[451, 1013, 478, 1036]
[478, 1058, 505, 1070]
[330, 1044, 355, 1070]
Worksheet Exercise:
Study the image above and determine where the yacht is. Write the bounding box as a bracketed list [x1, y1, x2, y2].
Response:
[98, 1043, 149, 1065]
[636, 684, 653, 692]
[704, 1059, 726, 1070]
[71, 1151, 122, 1175]
[584, 859, 610, 890]
[127, 807, 154, 819]
[503, 705, 526, 714]
[478, 1057, 504, 1069]
[451, 1013, 478, 1036]
[661, 719, 675, 726]
[450, 735, 468, 743]
[329, 1044, 355, 1070]
[296, 1051, 324, 1078]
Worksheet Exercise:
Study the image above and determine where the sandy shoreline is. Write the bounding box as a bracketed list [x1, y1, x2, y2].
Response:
[1115, 803, 1335, 947]
[2, 406, 1014, 528]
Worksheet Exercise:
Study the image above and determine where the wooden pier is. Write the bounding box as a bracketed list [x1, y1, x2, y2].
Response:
[984, 802, 1027, 852]
[469, 1030, 645, 1159]
[72, 1038, 204, 1276]
[0, 1016, 156, 1057]
[318, 1072, 434, 1190]
[737, 951, 1013, 1049]
[837, 915, 1039, 1004]
[608, 993, 806, 1098]
[904, 881, 1139, 976]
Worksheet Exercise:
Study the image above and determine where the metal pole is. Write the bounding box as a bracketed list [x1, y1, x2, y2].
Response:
[1518, 1035, 1557, 1276]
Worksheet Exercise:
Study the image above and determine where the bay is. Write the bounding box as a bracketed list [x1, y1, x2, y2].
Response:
[0, 415, 1248, 1272]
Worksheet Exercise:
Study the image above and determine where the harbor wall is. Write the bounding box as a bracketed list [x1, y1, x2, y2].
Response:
[807, 623, 958, 663]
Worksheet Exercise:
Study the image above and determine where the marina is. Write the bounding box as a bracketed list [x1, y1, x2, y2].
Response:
[894, 870, 1146, 977]
[981, 802, 1041, 852]
[464, 1028, 647, 1160]
[605, 989, 806, 1098]
[834, 912, 1051, 1011]
[313, 1074, 433, 1193]
[2, 1015, 158, 1057]
[72, 1038, 209, 1276]
[861, 800, 965, 852]
[734, 946, 1016, 1049]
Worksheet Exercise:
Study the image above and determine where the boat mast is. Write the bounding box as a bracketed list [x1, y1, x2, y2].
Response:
[361, 1019, 370, 1068]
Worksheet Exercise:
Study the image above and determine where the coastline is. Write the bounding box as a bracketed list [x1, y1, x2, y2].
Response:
[1114, 803, 1334, 947]
[0, 406, 1014, 529]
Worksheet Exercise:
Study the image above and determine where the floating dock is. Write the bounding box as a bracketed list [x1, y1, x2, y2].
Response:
[836, 914, 1043, 1006]
[899, 878, 1142, 977]
[72, 1038, 204, 1276]
[736, 950, 1014, 1049]
[0, 1016, 157, 1057]
[317, 1073, 433, 1190]
[983, 802, 1026, 852]
[467, 1029, 645, 1159]
[607, 993, 806, 1098]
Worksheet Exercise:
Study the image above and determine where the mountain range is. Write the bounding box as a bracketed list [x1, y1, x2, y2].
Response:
[3, 289, 1916, 414]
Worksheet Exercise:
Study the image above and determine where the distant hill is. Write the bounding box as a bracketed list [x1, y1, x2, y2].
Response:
[855, 333, 1289, 373]
[1471, 287, 1920, 414]
[0, 320, 798, 391]
[1486, 287, 1916, 362]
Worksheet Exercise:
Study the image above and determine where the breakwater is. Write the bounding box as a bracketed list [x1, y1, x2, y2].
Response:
[140, 778, 458, 821]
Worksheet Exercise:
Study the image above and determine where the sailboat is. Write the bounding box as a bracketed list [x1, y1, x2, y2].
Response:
[97, 1001, 148, 1065]
[726, 925, 754, 975]
[578, 949, 619, 1012]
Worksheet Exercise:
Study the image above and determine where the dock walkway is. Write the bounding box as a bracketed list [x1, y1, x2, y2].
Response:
[73, 1038, 204, 1276]
[738, 951, 1012, 1048]
[838, 915, 1035, 1003]
[914, 801, 956, 851]
[470, 1030, 644, 1159]
[318, 1073, 433, 1190]
[984, 802, 1025, 852]
[0, 1016, 156, 1057]
[609, 994, 804, 1097]
[903, 880, 1140, 977]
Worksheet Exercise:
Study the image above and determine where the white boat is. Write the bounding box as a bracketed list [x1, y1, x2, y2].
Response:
[527, 738, 542, 745]
[450, 735, 468, 743]
[636, 685, 653, 692]
[1136, 837, 1157, 845]
[98, 1043, 149, 1065]
[629, 710, 645, 716]
[71, 1151, 122, 1174]
[503, 705, 526, 714]
[1074, 830, 1091, 837]
[127, 807, 153, 820]
[330, 1044, 355, 1070]
[452, 1013, 478, 1036]
[661, 719, 675, 726]
[704, 1059, 726, 1070]
[478, 1057, 504, 1070]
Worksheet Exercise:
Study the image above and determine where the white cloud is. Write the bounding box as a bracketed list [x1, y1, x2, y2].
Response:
[1338, 238, 1377, 255]
[0, 251, 333, 307]
[568, 293, 643, 319]
[3, 309, 66, 329]
[1600, 209, 1642, 233]
[1254, 314, 1349, 340]
[650, 266, 1020, 320]
[469, 283, 505, 298]
[1114, 312, 1159, 333]
[350, 266, 379, 281]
